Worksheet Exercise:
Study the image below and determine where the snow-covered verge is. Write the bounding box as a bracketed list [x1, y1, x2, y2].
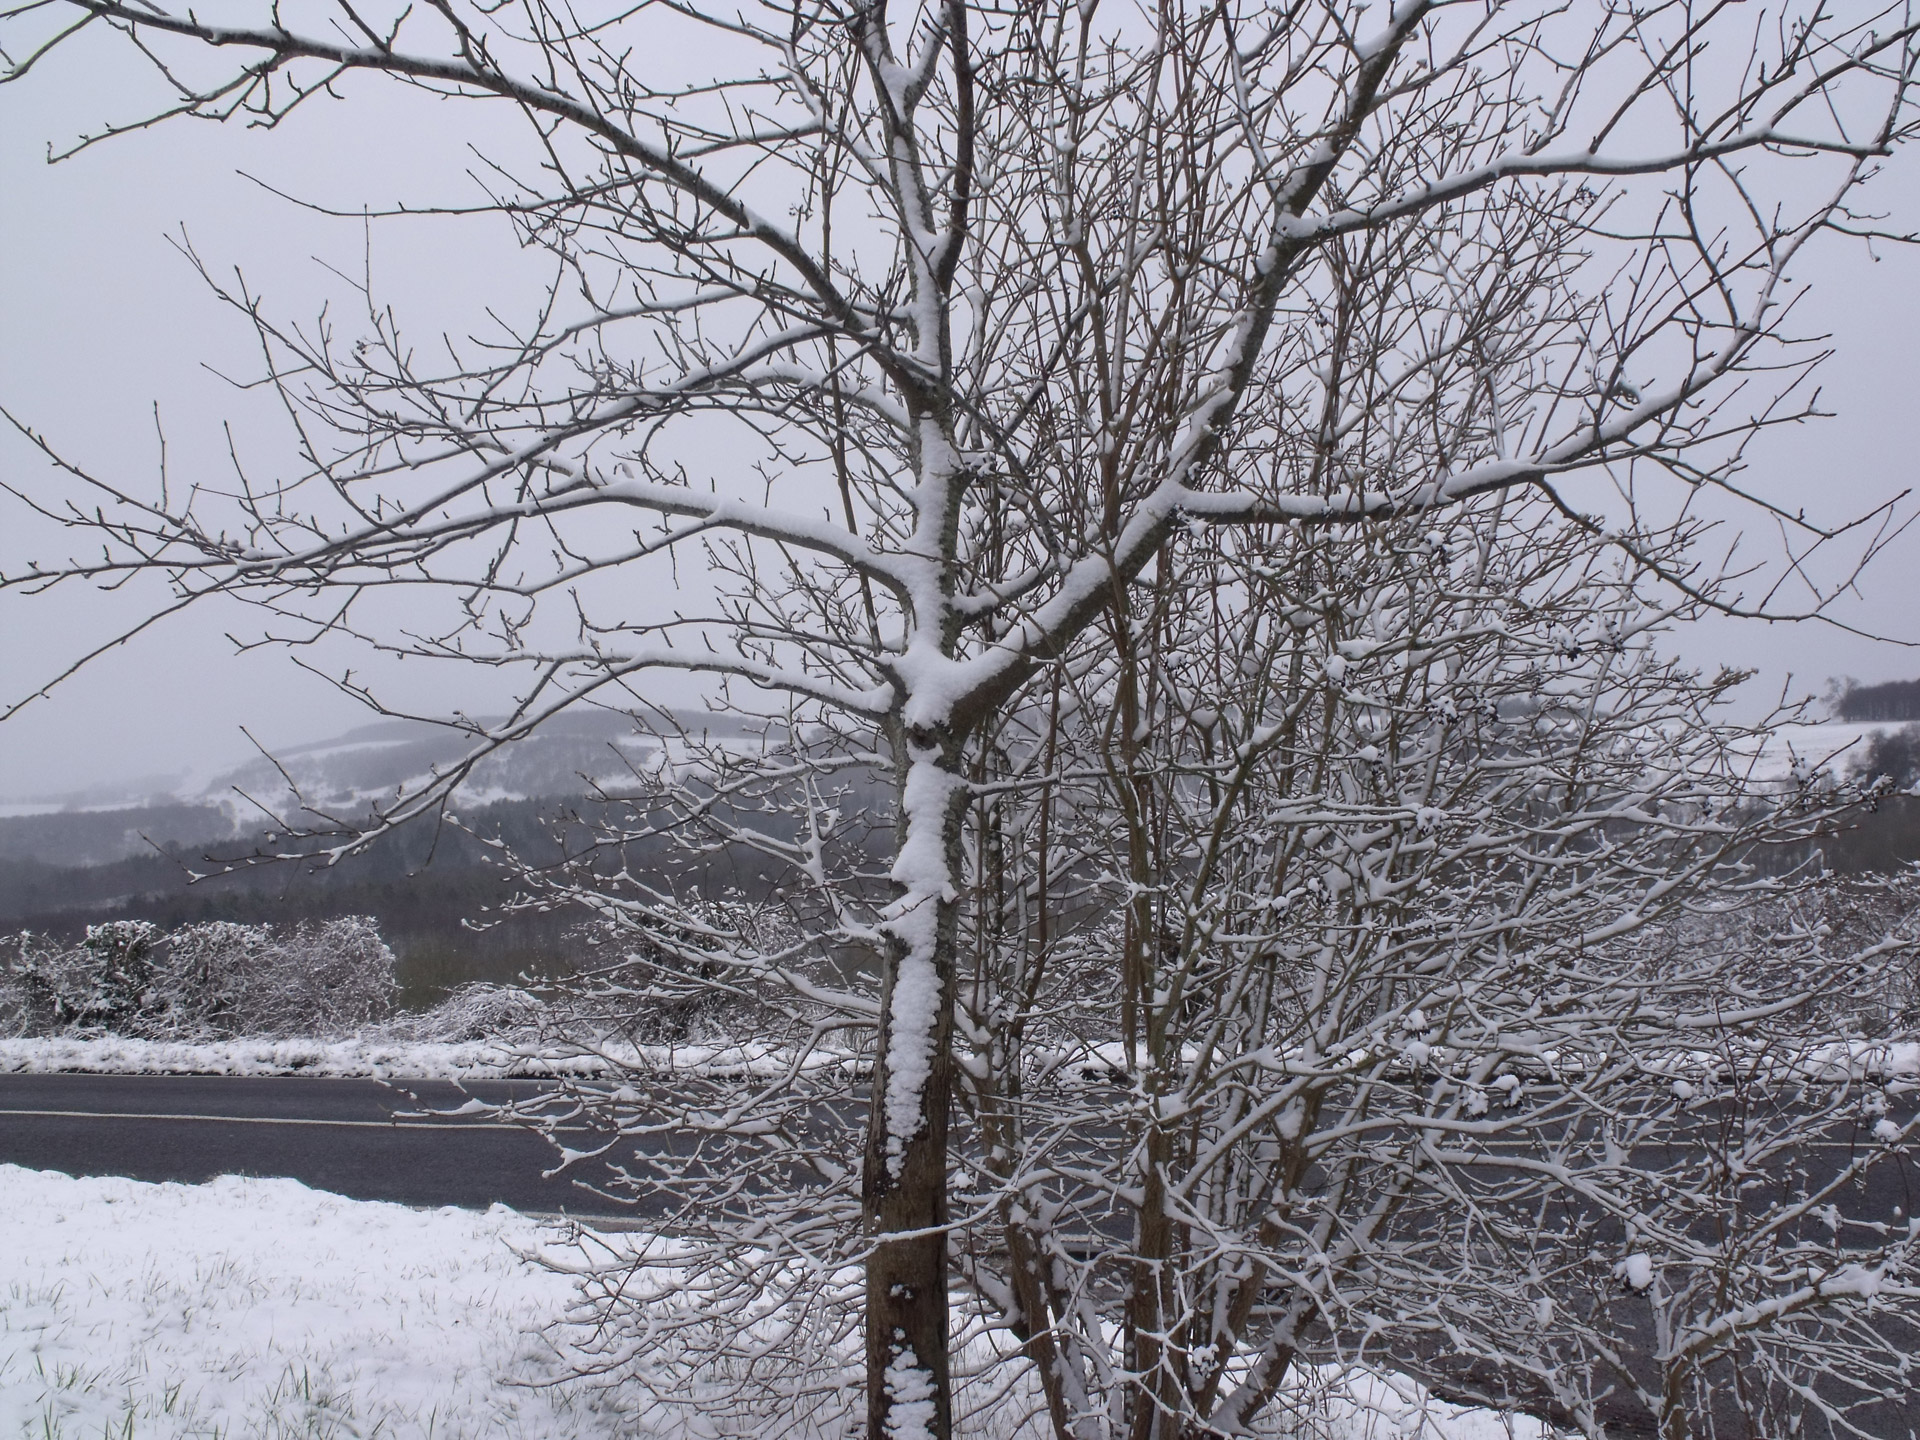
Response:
[6, 1028, 1914, 1087]
[0, 1033, 871, 1079]
[0, 1165, 1554, 1440]
[0, 1165, 634, 1440]
[0, 1031, 602, 1078]
[0, 980, 872, 1077]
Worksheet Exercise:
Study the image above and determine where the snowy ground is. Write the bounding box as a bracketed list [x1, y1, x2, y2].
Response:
[0, 1033, 595, 1080]
[0, 1035, 867, 1081]
[1739, 718, 1911, 783]
[5, 1030, 1914, 1088]
[0, 1165, 1556, 1440]
[0, 1166, 635, 1440]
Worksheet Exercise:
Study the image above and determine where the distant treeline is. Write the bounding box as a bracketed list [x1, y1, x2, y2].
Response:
[0, 799, 589, 1007]
[9, 769, 1917, 1007]
[0, 802, 240, 869]
[1833, 677, 1920, 722]
[0, 787, 891, 1009]
[1761, 794, 1920, 877]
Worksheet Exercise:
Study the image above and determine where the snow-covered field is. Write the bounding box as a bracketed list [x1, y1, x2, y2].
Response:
[0, 1166, 635, 1440]
[0, 1166, 1553, 1440]
[1742, 719, 1907, 781]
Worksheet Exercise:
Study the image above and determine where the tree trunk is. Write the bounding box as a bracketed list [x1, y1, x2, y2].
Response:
[864, 745, 966, 1439]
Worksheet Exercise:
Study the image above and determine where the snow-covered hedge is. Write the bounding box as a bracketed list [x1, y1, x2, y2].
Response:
[0, 916, 396, 1040]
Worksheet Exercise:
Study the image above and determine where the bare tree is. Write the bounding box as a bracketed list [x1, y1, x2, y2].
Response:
[4, 2, 1920, 1435]
[904, 483, 1918, 1440]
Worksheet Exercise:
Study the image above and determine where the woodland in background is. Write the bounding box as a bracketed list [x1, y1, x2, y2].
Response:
[0, 788, 825, 1006]
[11, 743, 1920, 1011]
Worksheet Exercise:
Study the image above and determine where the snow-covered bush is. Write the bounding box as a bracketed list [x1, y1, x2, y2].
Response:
[0, 922, 163, 1036]
[0, 916, 396, 1039]
[1, 931, 72, 1035]
[554, 908, 794, 1045]
[153, 920, 262, 1036]
[380, 981, 546, 1042]
[81, 920, 163, 1028]
[229, 915, 396, 1035]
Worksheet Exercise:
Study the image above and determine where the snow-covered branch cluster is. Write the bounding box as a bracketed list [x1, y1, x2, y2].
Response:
[927, 495, 1920, 1438]
[4, 1, 1919, 1435]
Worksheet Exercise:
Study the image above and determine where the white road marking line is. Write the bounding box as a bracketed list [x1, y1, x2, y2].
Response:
[0, 1107, 587, 1132]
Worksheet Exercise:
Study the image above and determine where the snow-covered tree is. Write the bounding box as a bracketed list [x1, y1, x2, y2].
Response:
[4, 2, 1919, 1435]
[931, 495, 1920, 1439]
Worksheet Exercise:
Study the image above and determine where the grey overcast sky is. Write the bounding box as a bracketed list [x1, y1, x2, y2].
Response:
[3, 30, 1919, 803]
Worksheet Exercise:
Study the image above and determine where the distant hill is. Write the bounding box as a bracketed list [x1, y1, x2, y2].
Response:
[1, 708, 786, 823]
[0, 711, 881, 1007]
[0, 802, 239, 869]
[0, 791, 808, 1007]
[0, 797, 597, 1005]
[10, 705, 1920, 1003]
[1833, 678, 1920, 723]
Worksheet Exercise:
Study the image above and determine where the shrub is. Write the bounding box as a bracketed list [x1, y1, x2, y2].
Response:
[383, 982, 546, 1042]
[0, 915, 396, 1039]
[0, 922, 164, 1036]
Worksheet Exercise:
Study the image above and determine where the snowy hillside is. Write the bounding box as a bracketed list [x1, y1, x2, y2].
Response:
[0, 709, 786, 821]
[1741, 719, 1912, 782]
[0, 710, 798, 867]
[0, 713, 1909, 871]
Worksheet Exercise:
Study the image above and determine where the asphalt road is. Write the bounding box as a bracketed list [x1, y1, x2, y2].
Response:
[6, 1072, 1913, 1240]
[0, 1071, 642, 1216]
[4, 1072, 1914, 1436]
